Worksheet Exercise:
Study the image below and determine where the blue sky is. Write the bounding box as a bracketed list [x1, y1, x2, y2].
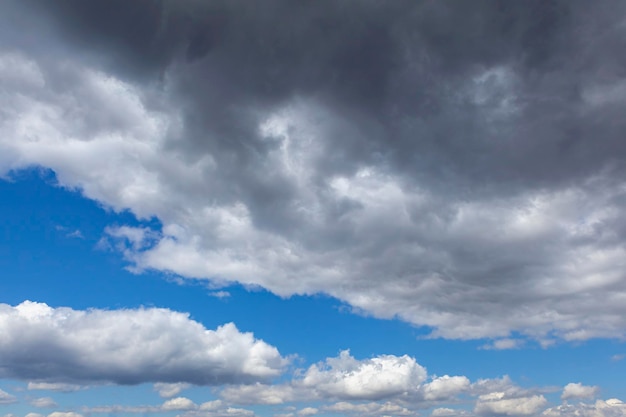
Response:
[1, 1, 626, 417]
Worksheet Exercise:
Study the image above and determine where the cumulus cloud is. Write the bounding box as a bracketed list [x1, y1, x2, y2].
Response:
[2, 0, 626, 343]
[301, 350, 427, 400]
[0, 301, 286, 385]
[561, 383, 599, 401]
[222, 350, 434, 404]
[221, 350, 482, 413]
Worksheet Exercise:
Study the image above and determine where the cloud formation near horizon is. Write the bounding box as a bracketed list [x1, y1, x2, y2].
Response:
[1, 0, 626, 343]
[0, 301, 286, 385]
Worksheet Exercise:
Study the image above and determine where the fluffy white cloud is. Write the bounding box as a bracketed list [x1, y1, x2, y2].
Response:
[297, 408, 318, 416]
[301, 350, 427, 400]
[162, 397, 197, 411]
[475, 392, 548, 416]
[0, 301, 286, 385]
[0, 389, 16, 404]
[562, 383, 599, 400]
[221, 350, 477, 410]
[421, 376, 471, 401]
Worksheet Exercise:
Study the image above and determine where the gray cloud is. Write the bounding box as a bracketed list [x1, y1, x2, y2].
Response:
[2, 1, 626, 342]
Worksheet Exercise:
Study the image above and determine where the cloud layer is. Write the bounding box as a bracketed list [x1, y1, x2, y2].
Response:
[2, 1, 626, 342]
[0, 301, 285, 385]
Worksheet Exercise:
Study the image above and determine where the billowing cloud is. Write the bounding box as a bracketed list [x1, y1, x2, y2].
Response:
[0, 301, 286, 385]
[561, 383, 599, 401]
[221, 350, 477, 411]
[2, 0, 626, 343]
[301, 350, 427, 400]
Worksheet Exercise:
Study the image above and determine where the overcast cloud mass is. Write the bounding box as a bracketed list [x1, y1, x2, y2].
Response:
[2, 0, 626, 344]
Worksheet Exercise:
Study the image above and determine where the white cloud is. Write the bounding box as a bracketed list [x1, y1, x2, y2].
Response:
[47, 413, 83, 417]
[0, 301, 286, 385]
[543, 398, 626, 417]
[27, 382, 82, 393]
[475, 392, 547, 416]
[30, 397, 57, 408]
[431, 408, 470, 417]
[0, 389, 16, 404]
[83, 399, 255, 417]
[297, 408, 318, 416]
[323, 401, 416, 416]
[220, 351, 479, 410]
[162, 397, 196, 411]
[220, 383, 298, 405]
[154, 383, 191, 399]
[301, 350, 427, 400]
[421, 376, 471, 401]
[481, 339, 524, 351]
[25, 413, 44, 417]
[562, 383, 599, 400]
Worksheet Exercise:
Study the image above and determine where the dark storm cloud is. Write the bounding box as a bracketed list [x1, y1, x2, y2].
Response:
[3, 0, 626, 341]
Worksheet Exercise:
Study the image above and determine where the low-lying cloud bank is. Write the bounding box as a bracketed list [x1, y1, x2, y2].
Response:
[2, 0, 626, 343]
[0, 301, 286, 385]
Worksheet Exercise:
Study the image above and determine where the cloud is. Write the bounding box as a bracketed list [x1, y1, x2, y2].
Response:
[421, 376, 471, 401]
[301, 350, 427, 400]
[475, 392, 548, 416]
[561, 383, 599, 401]
[3, 1, 626, 343]
[47, 413, 82, 417]
[297, 408, 318, 416]
[27, 382, 82, 393]
[30, 397, 57, 408]
[221, 350, 478, 411]
[481, 339, 525, 351]
[154, 383, 191, 399]
[83, 398, 255, 417]
[322, 401, 416, 416]
[0, 389, 16, 404]
[431, 408, 470, 417]
[222, 350, 432, 404]
[543, 398, 626, 417]
[0, 301, 286, 385]
[162, 397, 196, 411]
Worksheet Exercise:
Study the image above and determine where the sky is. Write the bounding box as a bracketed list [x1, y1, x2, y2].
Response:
[1, 1, 626, 416]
